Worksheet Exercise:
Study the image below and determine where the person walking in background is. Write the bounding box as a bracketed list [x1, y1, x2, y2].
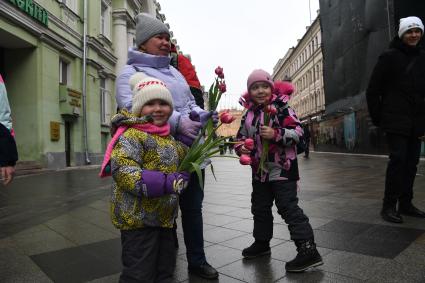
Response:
[228, 136, 234, 154]
[100, 73, 190, 282]
[0, 74, 18, 186]
[115, 13, 219, 279]
[366, 16, 425, 223]
[235, 69, 322, 272]
[303, 124, 311, 158]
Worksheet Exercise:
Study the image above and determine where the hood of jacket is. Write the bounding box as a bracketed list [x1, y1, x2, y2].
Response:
[111, 109, 153, 129]
[127, 48, 171, 68]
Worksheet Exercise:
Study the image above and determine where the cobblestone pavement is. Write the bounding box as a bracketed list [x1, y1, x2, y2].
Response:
[1, 152, 424, 282]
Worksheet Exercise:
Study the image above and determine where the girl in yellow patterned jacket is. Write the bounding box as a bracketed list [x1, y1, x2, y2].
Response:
[100, 73, 188, 282]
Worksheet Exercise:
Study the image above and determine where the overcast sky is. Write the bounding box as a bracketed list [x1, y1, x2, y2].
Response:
[160, 0, 320, 110]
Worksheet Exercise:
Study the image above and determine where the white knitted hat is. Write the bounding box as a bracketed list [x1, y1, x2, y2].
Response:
[398, 16, 424, 38]
[129, 73, 173, 116]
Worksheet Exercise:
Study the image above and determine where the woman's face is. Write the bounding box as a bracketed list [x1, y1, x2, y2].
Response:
[249, 82, 272, 105]
[140, 99, 172, 126]
[402, 28, 423, 47]
[140, 33, 171, 56]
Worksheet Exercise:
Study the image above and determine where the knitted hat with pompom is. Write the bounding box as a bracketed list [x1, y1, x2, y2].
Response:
[129, 72, 173, 116]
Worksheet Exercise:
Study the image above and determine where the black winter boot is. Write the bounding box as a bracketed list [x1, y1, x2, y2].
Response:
[242, 240, 271, 259]
[285, 239, 323, 272]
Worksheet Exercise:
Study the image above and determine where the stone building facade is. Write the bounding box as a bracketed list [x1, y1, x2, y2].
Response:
[0, 0, 170, 169]
[272, 15, 325, 123]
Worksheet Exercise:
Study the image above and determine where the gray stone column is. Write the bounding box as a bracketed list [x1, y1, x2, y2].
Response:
[112, 12, 128, 74]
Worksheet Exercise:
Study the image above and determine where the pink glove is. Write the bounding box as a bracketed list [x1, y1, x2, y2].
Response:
[178, 116, 201, 139]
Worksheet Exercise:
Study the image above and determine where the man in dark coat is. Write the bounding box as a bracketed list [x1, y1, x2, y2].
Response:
[366, 16, 425, 223]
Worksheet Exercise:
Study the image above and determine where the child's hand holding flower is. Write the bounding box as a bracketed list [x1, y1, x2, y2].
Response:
[260, 126, 275, 140]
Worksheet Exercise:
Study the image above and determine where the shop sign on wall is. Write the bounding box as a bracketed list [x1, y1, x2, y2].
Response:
[9, 0, 49, 26]
[50, 121, 60, 141]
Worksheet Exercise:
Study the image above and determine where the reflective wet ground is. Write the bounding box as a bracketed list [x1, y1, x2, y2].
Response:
[1, 153, 424, 282]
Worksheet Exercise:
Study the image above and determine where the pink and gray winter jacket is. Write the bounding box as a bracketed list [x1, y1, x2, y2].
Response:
[235, 87, 303, 182]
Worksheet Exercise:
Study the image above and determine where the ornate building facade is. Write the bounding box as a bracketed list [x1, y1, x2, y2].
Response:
[0, 0, 175, 169]
[272, 15, 325, 123]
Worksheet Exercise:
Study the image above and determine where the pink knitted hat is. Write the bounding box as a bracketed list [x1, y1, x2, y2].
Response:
[247, 69, 274, 91]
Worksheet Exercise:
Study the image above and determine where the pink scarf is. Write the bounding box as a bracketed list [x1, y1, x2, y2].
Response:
[99, 123, 170, 177]
[131, 123, 170, 137]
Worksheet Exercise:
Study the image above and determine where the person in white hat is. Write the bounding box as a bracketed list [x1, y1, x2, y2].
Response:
[366, 16, 425, 223]
[100, 73, 191, 282]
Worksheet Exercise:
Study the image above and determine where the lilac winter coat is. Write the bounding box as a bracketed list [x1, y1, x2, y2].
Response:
[116, 49, 205, 134]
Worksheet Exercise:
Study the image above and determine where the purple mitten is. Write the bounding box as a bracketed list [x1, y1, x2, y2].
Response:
[198, 111, 213, 126]
[211, 111, 219, 126]
[140, 170, 166, 198]
[189, 110, 200, 122]
[165, 172, 190, 194]
[178, 116, 201, 139]
[175, 134, 194, 146]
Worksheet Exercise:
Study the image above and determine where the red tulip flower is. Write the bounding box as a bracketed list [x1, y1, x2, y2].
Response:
[244, 138, 254, 151]
[239, 154, 252, 165]
[215, 66, 224, 79]
[218, 82, 227, 93]
[220, 110, 236, 124]
[265, 105, 277, 115]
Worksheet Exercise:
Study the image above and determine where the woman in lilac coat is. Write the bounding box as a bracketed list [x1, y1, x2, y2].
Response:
[115, 13, 219, 280]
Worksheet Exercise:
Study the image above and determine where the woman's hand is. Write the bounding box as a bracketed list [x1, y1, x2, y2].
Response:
[259, 126, 275, 140]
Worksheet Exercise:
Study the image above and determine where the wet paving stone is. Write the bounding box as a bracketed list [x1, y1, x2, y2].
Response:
[2, 153, 425, 281]
[30, 238, 121, 283]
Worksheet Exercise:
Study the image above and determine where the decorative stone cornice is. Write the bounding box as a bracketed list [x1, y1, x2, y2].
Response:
[98, 69, 116, 80]
[112, 9, 136, 28]
[86, 36, 117, 65]
[47, 10, 82, 42]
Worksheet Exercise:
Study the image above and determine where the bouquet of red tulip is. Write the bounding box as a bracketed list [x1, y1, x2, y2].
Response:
[177, 67, 237, 188]
[257, 104, 277, 176]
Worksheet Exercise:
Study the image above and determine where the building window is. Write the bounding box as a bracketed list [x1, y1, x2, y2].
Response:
[100, 78, 111, 125]
[63, 0, 78, 14]
[101, 1, 111, 38]
[59, 59, 70, 85]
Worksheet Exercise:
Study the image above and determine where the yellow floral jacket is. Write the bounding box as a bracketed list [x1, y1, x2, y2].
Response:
[110, 114, 187, 230]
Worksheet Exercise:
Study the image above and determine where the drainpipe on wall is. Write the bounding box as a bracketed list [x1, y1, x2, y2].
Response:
[82, 0, 91, 164]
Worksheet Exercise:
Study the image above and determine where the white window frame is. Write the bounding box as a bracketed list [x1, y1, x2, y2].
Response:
[100, 78, 111, 125]
[59, 59, 70, 85]
[100, 1, 111, 39]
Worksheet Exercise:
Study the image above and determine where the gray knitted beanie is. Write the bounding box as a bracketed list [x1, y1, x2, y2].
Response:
[135, 13, 170, 47]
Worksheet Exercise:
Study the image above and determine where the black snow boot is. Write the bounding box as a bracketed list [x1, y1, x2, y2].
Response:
[242, 240, 271, 259]
[285, 239, 323, 272]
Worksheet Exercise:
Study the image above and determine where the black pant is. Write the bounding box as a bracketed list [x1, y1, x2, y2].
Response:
[384, 133, 422, 209]
[179, 171, 206, 267]
[251, 180, 314, 241]
[120, 228, 176, 283]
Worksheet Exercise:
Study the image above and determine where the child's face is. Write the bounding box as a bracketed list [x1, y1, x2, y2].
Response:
[140, 99, 172, 126]
[249, 82, 272, 105]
